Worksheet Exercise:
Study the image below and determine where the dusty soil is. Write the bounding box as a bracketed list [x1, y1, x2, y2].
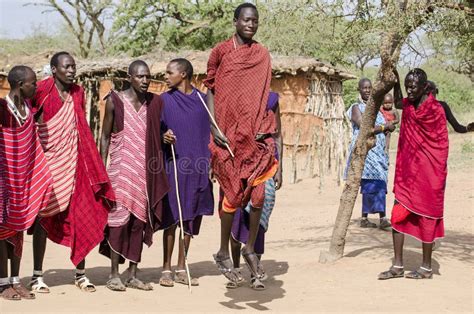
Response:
[1, 133, 473, 313]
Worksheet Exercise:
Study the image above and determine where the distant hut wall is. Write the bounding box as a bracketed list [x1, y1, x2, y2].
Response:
[306, 73, 350, 185]
[0, 76, 9, 98]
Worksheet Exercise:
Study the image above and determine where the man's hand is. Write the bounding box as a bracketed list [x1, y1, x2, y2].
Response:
[163, 129, 177, 144]
[211, 126, 229, 148]
[274, 168, 283, 190]
[209, 168, 216, 183]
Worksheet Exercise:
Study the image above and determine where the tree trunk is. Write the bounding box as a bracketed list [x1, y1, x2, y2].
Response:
[319, 31, 402, 263]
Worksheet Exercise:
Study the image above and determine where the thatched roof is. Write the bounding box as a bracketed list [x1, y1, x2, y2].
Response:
[0, 50, 356, 80]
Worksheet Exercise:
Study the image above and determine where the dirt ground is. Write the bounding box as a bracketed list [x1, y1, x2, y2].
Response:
[1, 133, 473, 313]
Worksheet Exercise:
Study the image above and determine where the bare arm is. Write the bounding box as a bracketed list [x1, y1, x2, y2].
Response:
[351, 105, 363, 128]
[206, 89, 216, 130]
[274, 104, 283, 190]
[393, 69, 404, 110]
[100, 97, 114, 165]
[352, 105, 394, 134]
[440, 101, 469, 133]
[206, 89, 229, 147]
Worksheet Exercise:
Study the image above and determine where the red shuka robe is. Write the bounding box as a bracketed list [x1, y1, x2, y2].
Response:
[204, 37, 277, 211]
[33, 77, 115, 266]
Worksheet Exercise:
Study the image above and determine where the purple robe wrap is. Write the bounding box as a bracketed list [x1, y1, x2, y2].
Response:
[160, 88, 214, 235]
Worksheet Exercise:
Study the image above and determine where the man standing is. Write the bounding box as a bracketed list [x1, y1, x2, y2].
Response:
[30, 52, 115, 293]
[0, 66, 52, 300]
[100, 60, 171, 291]
[204, 3, 277, 286]
[158, 58, 214, 287]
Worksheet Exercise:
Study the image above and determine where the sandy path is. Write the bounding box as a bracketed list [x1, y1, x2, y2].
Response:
[1, 133, 473, 313]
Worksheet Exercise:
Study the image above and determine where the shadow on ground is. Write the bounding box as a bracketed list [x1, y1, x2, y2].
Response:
[219, 259, 288, 311]
[267, 219, 473, 268]
[20, 259, 224, 288]
[19, 258, 290, 303]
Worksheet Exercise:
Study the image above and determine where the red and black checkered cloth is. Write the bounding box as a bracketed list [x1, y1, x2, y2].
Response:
[204, 37, 276, 209]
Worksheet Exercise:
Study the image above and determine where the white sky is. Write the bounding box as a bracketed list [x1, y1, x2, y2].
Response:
[0, 0, 65, 38]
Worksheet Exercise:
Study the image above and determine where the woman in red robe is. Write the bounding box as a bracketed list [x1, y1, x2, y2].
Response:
[379, 68, 473, 280]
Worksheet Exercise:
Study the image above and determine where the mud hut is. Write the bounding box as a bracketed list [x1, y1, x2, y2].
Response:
[0, 50, 355, 186]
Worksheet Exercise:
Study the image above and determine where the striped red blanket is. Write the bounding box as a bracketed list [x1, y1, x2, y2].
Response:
[0, 100, 52, 240]
[107, 92, 148, 226]
[36, 95, 78, 217]
[33, 77, 114, 265]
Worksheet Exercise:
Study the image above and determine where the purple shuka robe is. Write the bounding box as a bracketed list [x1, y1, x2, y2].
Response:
[160, 88, 214, 235]
[267, 91, 279, 112]
[231, 92, 279, 254]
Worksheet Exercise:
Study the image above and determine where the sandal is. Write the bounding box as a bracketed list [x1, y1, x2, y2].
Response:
[257, 264, 268, 281]
[378, 265, 405, 280]
[12, 284, 35, 299]
[75, 276, 96, 292]
[213, 254, 239, 283]
[405, 267, 433, 279]
[250, 277, 265, 291]
[241, 249, 265, 279]
[125, 277, 153, 291]
[159, 270, 174, 287]
[225, 268, 244, 289]
[379, 218, 391, 230]
[28, 276, 50, 293]
[225, 281, 240, 289]
[175, 270, 199, 286]
[360, 218, 377, 228]
[106, 277, 126, 292]
[0, 286, 21, 301]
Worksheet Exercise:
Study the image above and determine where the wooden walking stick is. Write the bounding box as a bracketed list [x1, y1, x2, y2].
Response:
[171, 144, 192, 292]
[197, 92, 235, 158]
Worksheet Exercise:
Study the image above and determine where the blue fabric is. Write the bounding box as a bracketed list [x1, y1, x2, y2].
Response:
[344, 101, 389, 182]
[244, 178, 276, 231]
[361, 179, 387, 214]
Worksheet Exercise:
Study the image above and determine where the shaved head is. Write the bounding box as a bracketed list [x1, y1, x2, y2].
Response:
[358, 78, 371, 89]
[234, 2, 258, 20]
[426, 80, 437, 93]
[50, 51, 71, 68]
[128, 60, 149, 76]
[405, 68, 427, 86]
[8, 65, 35, 88]
[169, 58, 193, 80]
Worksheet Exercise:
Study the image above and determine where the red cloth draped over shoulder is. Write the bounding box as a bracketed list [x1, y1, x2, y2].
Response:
[203, 37, 276, 209]
[0, 99, 52, 241]
[146, 92, 169, 232]
[393, 94, 449, 219]
[33, 77, 114, 265]
[109, 90, 169, 234]
[34, 77, 115, 201]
